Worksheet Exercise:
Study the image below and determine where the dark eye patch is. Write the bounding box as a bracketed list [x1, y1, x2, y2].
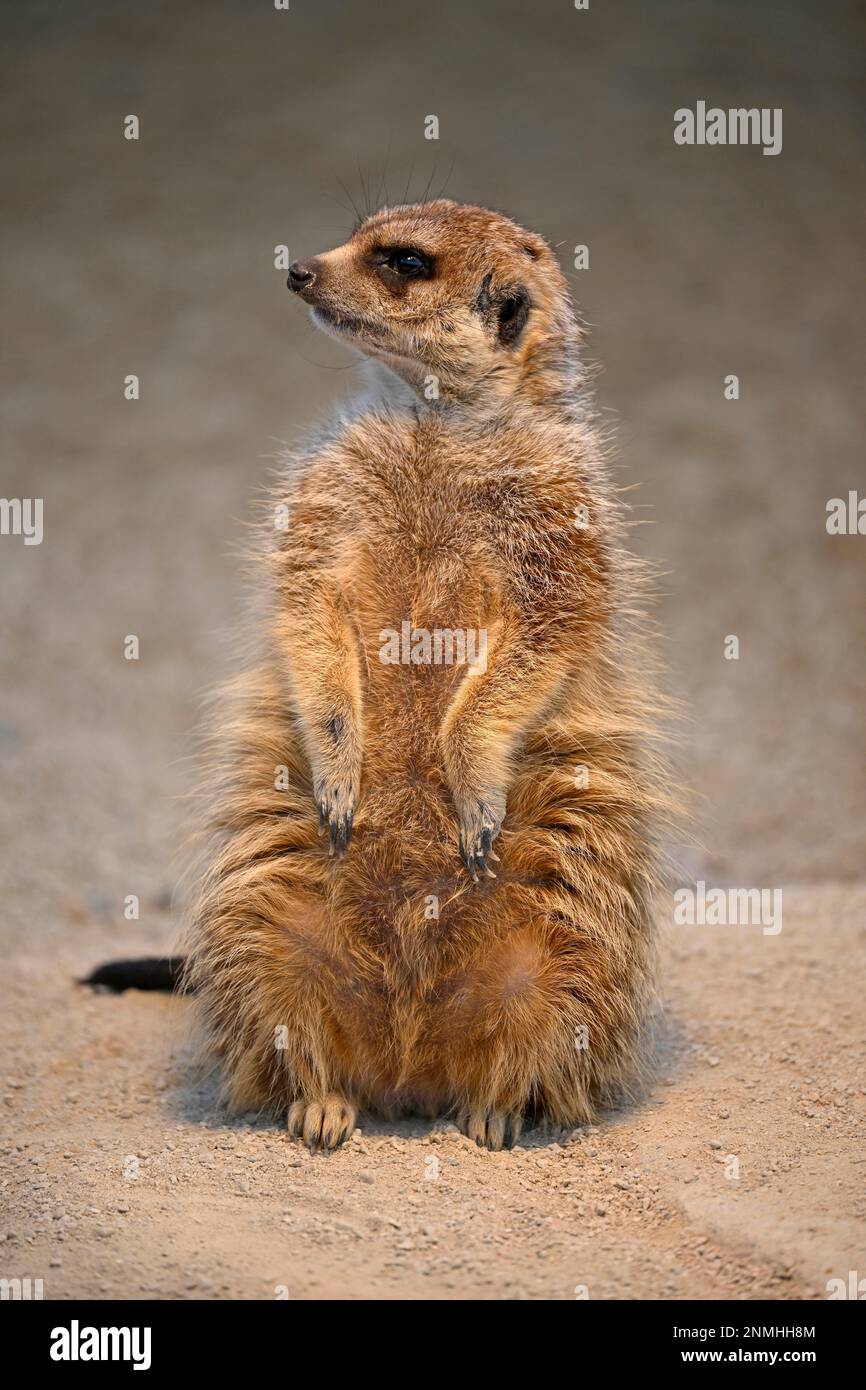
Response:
[370, 246, 434, 280]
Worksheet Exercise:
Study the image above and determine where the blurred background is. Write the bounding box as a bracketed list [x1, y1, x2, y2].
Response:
[1, 0, 863, 951]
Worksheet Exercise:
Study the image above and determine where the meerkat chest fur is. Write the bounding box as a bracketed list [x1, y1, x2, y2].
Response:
[277, 402, 612, 767]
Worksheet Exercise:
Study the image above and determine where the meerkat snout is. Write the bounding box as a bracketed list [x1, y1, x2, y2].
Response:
[287, 259, 318, 295]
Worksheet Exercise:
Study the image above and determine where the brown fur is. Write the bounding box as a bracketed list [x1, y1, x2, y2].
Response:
[185, 200, 667, 1150]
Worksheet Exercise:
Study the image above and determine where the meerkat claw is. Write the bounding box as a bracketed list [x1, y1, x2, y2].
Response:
[315, 781, 356, 858]
[458, 816, 501, 881]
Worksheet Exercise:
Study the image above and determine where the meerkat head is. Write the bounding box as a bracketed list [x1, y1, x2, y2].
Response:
[287, 199, 581, 408]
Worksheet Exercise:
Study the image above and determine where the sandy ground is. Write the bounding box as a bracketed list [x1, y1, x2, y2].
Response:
[1, 0, 864, 1299]
[3, 886, 865, 1300]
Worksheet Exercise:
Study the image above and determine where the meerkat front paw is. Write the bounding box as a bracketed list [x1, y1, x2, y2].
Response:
[313, 776, 356, 856]
[455, 793, 504, 881]
[287, 1094, 357, 1152]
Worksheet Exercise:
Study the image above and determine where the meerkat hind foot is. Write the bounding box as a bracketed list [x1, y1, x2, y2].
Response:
[287, 1094, 357, 1152]
[458, 1110, 523, 1151]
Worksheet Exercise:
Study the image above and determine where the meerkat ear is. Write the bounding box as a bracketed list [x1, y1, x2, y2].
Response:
[474, 275, 530, 346]
[497, 288, 530, 346]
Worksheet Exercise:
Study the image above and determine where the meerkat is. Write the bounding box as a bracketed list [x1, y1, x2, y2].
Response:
[91, 199, 666, 1152]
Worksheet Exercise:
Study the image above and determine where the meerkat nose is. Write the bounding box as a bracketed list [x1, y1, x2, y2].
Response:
[287, 260, 317, 293]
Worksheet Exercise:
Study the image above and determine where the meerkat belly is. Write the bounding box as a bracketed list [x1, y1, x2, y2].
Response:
[353, 536, 495, 747]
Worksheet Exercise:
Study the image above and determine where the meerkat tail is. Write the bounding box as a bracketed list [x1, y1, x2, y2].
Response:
[80, 957, 188, 993]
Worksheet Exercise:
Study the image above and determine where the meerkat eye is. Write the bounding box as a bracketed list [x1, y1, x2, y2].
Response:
[385, 248, 431, 278]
